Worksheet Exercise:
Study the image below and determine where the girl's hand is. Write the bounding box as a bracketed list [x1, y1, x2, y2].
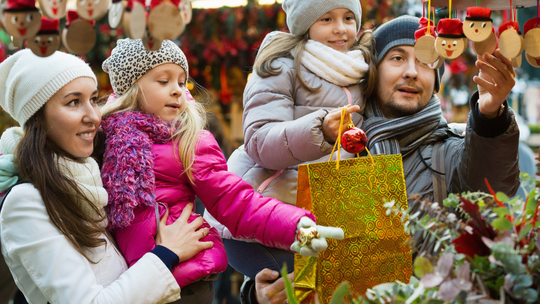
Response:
[290, 217, 344, 257]
[155, 203, 213, 262]
[322, 105, 360, 143]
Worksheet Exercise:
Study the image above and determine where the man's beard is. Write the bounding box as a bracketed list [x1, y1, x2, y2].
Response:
[379, 83, 428, 118]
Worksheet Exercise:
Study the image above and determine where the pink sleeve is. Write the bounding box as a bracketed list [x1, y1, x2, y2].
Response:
[192, 131, 315, 251]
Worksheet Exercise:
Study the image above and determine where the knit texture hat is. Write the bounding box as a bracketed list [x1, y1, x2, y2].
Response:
[374, 15, 444, 92]
[0, 49, 96, 127]
[102, 38, 189, 96]
[282, 0, 362, 36]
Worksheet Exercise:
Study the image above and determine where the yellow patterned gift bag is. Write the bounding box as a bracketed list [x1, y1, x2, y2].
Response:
[293, 109, 412, 304]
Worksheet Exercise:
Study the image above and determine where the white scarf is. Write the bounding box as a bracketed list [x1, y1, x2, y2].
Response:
[57, 157, 109, 227]
[300, 40, 369, 86]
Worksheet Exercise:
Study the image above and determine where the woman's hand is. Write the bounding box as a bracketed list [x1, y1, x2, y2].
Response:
[155, 203, 213, 262]
[322, 105, 360, 143]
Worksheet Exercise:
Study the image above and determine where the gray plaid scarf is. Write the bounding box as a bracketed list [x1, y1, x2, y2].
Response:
[363, 95, 449, 157]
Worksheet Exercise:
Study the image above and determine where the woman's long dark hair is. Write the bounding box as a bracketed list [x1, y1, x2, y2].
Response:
[15, 107, 107, 262]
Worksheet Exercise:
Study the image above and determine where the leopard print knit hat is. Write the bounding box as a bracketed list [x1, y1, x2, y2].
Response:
[102, 38, 189, 96]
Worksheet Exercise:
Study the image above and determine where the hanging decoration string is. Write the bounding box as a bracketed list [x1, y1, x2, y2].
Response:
[537, 0, 539, 27]
[329, 107, 374, 170]
[449, 0, 452, 18]
[427, 0, 431, 34]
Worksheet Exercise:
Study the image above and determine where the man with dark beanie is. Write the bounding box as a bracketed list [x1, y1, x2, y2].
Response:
[246, 15, 520, 304]
[364, 15, 519, 211]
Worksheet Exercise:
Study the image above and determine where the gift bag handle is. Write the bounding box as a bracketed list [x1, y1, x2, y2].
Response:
[328, 107, 374, 170]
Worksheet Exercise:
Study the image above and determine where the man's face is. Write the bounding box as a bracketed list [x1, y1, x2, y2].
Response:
[375, 45, 436, 119]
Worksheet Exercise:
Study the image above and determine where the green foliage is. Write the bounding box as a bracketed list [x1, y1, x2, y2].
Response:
[290, 187, 540, 304]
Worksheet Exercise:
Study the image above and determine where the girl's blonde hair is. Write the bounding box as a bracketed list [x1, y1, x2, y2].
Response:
[253, 31, 377, 97]
[100, 81, 207, 184]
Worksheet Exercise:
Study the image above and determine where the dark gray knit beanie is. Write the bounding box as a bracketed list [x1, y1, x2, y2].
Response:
[374, 15, 444, 92]
[282, 0, 362, 36]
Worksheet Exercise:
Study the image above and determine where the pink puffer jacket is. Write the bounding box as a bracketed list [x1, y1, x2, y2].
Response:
[101, 111, 315, 288]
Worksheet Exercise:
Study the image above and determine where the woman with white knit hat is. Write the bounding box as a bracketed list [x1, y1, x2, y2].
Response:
[0, 49, 213, 303]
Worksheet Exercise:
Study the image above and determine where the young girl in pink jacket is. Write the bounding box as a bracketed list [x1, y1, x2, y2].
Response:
[99, 38, 343, 303]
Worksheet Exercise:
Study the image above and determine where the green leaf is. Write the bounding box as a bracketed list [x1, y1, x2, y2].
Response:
[526, 188, 539, 211]
[492, 217, 513, 231]
[493, 207, 511, 217]
[413, 256, 433, 278]
[518, 223, 533, 241]
[329, 281, 351, 304]
[496, 192, 510, 203]
[281, 264, 300, 304]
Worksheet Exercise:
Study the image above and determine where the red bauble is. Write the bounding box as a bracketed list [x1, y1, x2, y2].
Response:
[341, 127, 367, 154]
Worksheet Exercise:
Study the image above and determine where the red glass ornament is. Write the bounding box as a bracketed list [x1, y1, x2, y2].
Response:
[341, 127, 367, 154]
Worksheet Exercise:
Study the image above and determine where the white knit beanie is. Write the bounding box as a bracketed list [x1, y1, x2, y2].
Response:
[282, 0, 362, 36]
[0, 49, 96, 127]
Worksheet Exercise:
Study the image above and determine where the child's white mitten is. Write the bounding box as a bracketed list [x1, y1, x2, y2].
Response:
[290, 217, 344, 257]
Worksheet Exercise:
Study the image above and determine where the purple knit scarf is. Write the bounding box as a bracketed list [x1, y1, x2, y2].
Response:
[100, 111, 171, 230]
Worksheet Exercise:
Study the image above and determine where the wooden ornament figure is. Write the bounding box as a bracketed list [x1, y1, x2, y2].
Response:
[142, 11, 162, 51]
[27, 17, 59, 57]
[61, 10, 96, 55]
[498, 21, 523, 59]
[76, 0, 109, 20]
[525, 52, 540, 67]
[148, 0, 185, 41]
[179, 0, 192, 25]
[524, 17, 540, 58]
[463, 7, 493, 42]
[471, 27, 498, 55]
[436, 19, 467, 60]
[108, 0, 124, 29]
[38, 0, 67, 20]
[2, 0, 41, 39]
[142, 27, 162, 51]
[428, 57, 444, 69]
[123, 0, 146, 39]
[512, 53, 522, 68]
[415, 26, 439, 64]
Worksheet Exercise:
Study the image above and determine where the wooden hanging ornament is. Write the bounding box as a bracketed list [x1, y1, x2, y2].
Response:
[108, 0, 124, 29]
[142, 12, 162, 51]
[61, 10, 96, 55]
[2, 0, 41, 39]
[428, 56, 445, 69]
[76, 0, 109, 20]
[142, 28, 163, 51]
[38, 0, 67, 19]
[436, 19, 467, 59]
[512, 52, 522, 67]
[524, 17, 540, 58]
[525, 52, 540, 67]
[27, 16, 59, 57]
[498, 21, 523, 58]
[148, 0, 185, 41]
[124, 0, 146, 39]
[463, 7, 493, 42]
[179, 0, 192, 25]
[415, 25, 439, 64]
[472, 27, 498, 55]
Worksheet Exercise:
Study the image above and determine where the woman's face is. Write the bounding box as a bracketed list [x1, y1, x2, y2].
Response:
[308, 8, 357, 52]
[137, 63, 187, 123]
[44, 77, 100, 158]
